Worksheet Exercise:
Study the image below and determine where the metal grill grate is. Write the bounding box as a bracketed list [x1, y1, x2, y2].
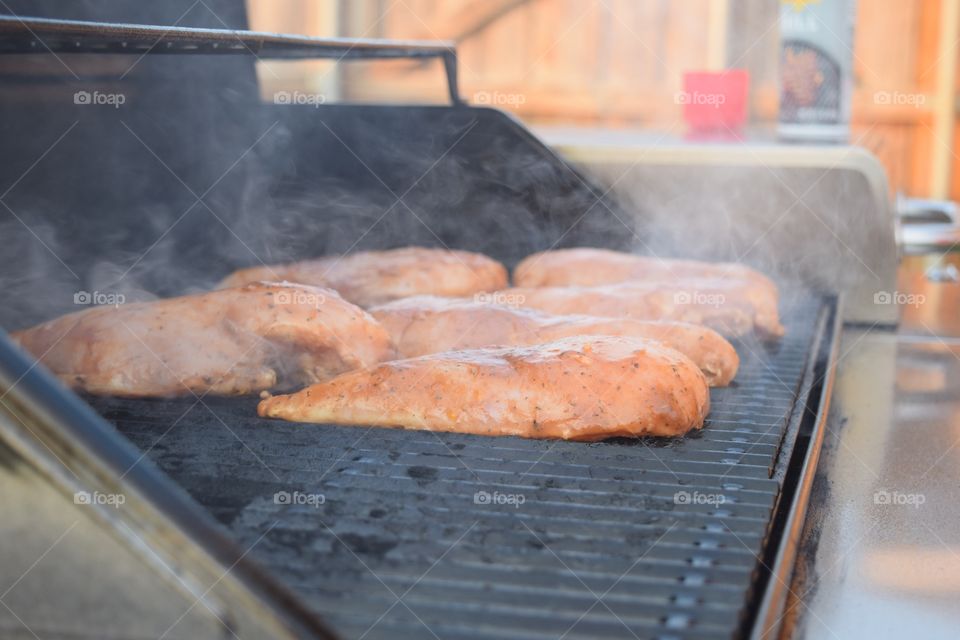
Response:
[92, 295, 830, 640]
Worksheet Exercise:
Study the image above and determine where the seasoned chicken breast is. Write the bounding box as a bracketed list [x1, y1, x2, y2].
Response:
[370, 296, 738, 386]
[12, 282, 395, 398]
[500, 279, 784, 338]
[515, 247, 776, 291]
[514, 248, 783, 338]
[218, 247, 508, 307]
[258, 335, 710, 440]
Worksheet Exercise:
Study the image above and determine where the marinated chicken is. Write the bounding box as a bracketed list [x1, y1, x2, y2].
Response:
[218, 247, 508, 307]
[258, 335, 710, 441]
[12, 282, 395, 398]
[500, 279, 784, 338]
[370, 296, 738, 385]
[515, 247, 777, 291]
[514, 248, 783, 337]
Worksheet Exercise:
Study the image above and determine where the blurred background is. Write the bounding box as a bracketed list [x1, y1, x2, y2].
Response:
[247, 0, 955, 200]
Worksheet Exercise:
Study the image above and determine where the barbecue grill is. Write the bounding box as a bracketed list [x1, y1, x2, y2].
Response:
[0, 7, 892, 640]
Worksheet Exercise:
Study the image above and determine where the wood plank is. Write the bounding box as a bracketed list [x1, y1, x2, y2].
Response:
[931, 0, 959, 197]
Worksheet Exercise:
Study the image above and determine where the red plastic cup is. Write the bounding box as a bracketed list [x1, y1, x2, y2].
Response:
[680, 69, 750, 134]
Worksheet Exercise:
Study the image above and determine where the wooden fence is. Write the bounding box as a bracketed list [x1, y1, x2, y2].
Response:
[249, 0, 960, 199]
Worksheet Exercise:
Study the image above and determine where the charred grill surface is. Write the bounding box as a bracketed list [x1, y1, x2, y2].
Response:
[90, 295, 828, 640]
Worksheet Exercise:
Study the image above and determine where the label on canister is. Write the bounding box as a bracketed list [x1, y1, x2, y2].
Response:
[778, 0, 857, 143]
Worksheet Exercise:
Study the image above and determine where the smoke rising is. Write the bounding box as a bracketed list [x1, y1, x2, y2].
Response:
[0, 17, 888, 335]
[0, 42, 627, 332]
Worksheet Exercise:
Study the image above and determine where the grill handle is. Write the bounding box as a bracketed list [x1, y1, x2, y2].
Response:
[897, 194, 957, 224]
[897, 194, 960, 256]
[0, 15, 463, 104]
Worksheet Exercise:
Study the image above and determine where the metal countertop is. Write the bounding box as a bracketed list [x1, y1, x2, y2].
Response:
[782, 324, 960, 639]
